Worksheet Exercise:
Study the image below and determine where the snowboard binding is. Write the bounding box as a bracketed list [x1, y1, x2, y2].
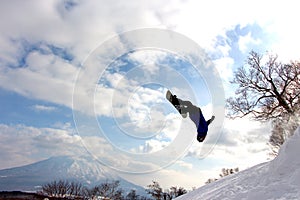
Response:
[166, 90, 187, 118]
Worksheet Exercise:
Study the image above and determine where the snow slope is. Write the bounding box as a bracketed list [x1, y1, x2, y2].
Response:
[177, 127, 300, 200]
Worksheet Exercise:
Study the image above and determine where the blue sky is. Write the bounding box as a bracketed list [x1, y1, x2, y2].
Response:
[0, 0, 299, 189]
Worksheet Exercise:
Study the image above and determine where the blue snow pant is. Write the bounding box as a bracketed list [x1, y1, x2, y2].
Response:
[189, 109, 208, 142]
[178, 100, 208, 142]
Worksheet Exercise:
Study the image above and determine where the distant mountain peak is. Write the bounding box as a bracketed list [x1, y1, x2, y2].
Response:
[0, 155, 143, 194]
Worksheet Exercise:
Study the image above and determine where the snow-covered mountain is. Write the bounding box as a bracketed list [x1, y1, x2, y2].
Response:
[0, 155, 146, 195]
[177, 127, 300, 200]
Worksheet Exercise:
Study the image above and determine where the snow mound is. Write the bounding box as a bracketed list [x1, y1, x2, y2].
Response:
[270, 127, 300, 184]
[176, 127, 300, 200]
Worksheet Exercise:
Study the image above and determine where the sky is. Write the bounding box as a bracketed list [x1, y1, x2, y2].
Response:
[0, 0, 300, 189]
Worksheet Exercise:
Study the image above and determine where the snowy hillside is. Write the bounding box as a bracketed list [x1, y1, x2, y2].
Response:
[177, 127, 300, 200]
[0, 155, 145, 195]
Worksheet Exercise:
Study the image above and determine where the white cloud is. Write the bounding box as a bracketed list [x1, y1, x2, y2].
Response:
[0, 123, 83, 170]
[1, 0, 298, 117]
[238, 32, 261, 54]
[80, 134, 174, 173]
[0, 122, 163, 173]
[212, 57, 234, 90]
[137, 139, 170, 153]
[176, 160, 193, 170]
[127, 112, 183, 153]
[120, 163, 220, 189]
[31, 104, 57, 112]
[25, 50, 77, 81]
[0, 0, 171, 115]
[0, 48, 77, 108]
[0, 67, 74, 106]
[125, 87, 171, 134]
[187, 117, 272, 169]
[127, 50, 168, 74]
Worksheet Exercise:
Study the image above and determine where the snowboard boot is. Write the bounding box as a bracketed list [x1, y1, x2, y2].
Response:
[171, 95, 182, 114]
[206, 116, 215, 126]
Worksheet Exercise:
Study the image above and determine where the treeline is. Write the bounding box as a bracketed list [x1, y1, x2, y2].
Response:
[205, 168, 239, 184]
[40, 167, 240, 199]
[39, 179, 187, 200]
[146, 181, 187, 200]
[41, 180, 136, 199]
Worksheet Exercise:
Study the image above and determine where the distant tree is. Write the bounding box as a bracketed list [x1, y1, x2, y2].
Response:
[99, 181, 123, 200]
[146, 181, 163, 200]
[41, 180, 55, 197]
[69, 181, 83, 197]
[89, 180, 123, 200]
[42, 180, 77, 198]
[227, 51, 300, 152]
[146, 181, 187, 200]
[205, 168, 239, 184]
[162, 190, 171, 200]
[42, 180, 61, 197]
[126, 189, 139, 200]
[168, 186, 187, 199]
[58, 180, 69, 197]
[81, 186, 93, 199]
[219, 168, 239, 178]
[205, 178, 218, 185]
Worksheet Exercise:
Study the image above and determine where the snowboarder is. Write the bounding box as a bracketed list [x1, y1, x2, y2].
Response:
[166, 90, 215, 142]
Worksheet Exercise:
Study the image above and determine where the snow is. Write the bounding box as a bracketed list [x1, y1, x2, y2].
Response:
[176, 127, 300, 200]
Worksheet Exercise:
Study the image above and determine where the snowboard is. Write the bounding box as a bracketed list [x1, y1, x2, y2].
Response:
[166, 90, 187, 118]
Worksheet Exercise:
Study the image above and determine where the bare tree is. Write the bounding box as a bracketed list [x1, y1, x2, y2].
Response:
[42, 180, 60, 197]
[227, 51, 300, 120]
[42, 181, 55, 197]
[126, 189, 139, 200]
[227, 51, 300, 150]
[88, 180, 123, 200]
[58, 180, 69, 197]
[41, 180, 86, 199]
[69, 181, 83, 197]
[83, 185, 98, 199]
[205, 178, 218, 184]
[205, 168, 239, 184]
[42, 180, 70, 197]
[146, 181, 187, 200]
[99, 180, 123, 200]
[219, 168, 239, 178]
[168, 186, 187, 199]
[146, 181, 163, 200]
